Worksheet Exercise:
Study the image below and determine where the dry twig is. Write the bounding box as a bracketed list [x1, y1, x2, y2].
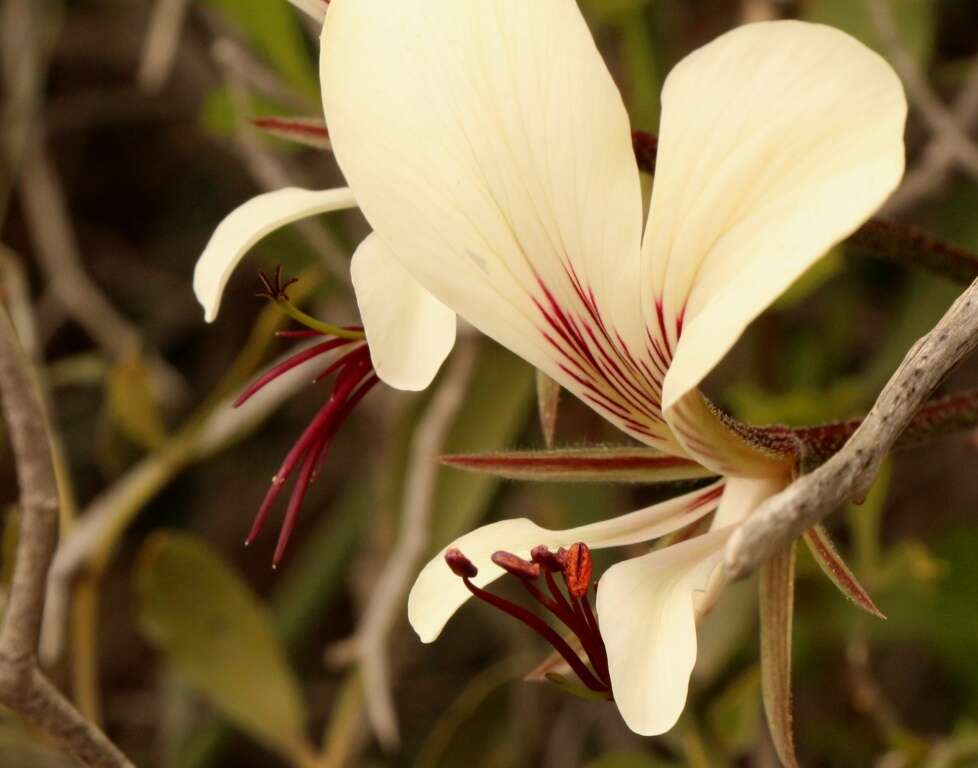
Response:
[866, 0, 978, 177]
[0, 308, 134, 768]
[137, 0, 191, 94]
[726, 278, 978, 579]
[355, 340, 478, 749]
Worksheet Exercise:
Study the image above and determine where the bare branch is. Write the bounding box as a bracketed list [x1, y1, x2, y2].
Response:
[210, 37, 350, 284]
[866, 0, 978, 178]
[137, 0, 191, 94]
[886, 58, 978, 214]
[726, 277, 978, 579]
[355, 340, 478, 748]
[0, 308, 135, 768]
[18, 140, 186, 404]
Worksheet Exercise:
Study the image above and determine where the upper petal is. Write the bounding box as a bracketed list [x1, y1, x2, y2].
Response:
[194, 187, 357, 322]
[351, 234, 456, 391]
[641, 21, 906, 411]
[408, 481, 725, 643]
[322, 0, 676, 450]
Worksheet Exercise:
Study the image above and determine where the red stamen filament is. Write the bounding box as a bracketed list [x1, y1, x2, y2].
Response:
[236, 324, 376, 566]
[458, 576, 608, 694]
[449, 544, 612, 697]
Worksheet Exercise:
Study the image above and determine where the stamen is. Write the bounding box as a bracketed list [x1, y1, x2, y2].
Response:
[446, 550, 609, 694]
[237, 287, 379, 565]
[491, 551, 541, 580]
[563, 542, 593, 599]
[446, 543, 613, 698]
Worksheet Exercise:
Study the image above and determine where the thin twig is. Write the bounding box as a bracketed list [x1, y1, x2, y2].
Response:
[18, 139, 186, 404]
[355, 340, 478, 749]
[866, 0, 978, 177]
[726, 278, 978, 579]
[886, 58, 978, 214]
[0, 307, 134, 768]
[137, 0, 191, 94]
[210, 37, 351, 284]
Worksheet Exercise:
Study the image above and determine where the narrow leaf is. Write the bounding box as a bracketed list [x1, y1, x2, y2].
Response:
[804, 525, 886, 620]
[441, 446, 715, 484]
[759, 544, 798, 768]
[252, 116, 331, 150]
[136, 533, 309, 759]
[535, 369, 561, 448]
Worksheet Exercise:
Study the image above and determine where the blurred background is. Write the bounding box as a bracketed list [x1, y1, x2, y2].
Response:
[2, 0, 978, 766]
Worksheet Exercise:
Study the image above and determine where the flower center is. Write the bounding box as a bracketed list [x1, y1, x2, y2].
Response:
[445, 542, 612, 698]
[238, 269, 378, 567]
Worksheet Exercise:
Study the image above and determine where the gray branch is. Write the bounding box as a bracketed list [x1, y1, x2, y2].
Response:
[0, 308, 135, 768]
[726, 277, 978, 579]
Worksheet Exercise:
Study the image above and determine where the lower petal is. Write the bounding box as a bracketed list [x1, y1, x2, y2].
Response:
[598, 475, 785, 736]
[351, 234, 456, 391]
[597, 525, 735, 736]
[408, 481, 724, 643]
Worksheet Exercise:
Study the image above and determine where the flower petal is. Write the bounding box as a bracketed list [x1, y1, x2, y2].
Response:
[194, 187, 357, 322]
[408, 481, 725, 643]
[597, 525, 735, 736]
[322, 0, 676, 450]
[597, 475, 783, 736]
[351, 234, 456, 391]
[641, 21, 906, 411]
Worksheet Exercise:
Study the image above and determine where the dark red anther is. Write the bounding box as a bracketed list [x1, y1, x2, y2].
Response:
[530, 545, 564, 573]
[491, 551, 541, 581]
[563, 543, 593, 599]
[445, 548, 478, 579]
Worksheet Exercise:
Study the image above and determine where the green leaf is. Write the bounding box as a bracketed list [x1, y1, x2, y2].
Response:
[202, 0, 319, 101]
[107, 351, 167, 450]
[707, 665, 762, 758]
[430, 346, 535, 547]
[585, 752, 678, 768]
[135, 533, 309, 760]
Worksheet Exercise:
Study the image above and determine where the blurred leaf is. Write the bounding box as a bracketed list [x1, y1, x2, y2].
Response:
[107, 352, 167, 450]
[707, 665, 762, 758]
[585, 752, 677, 768]
[430, 346, 535, 547]
[202, 0, 319, 100]
[416, 658, 527, 768]
[319, 672, 363, 765]
[759, 544, 798, 768]
[846, 458, 892, 577]
[804, 0, 936, 65]
[136, 533, 309, 760]
[775, 248, 845, 310]
[199, 87, 293, 140]
[536, 370, 561, 448]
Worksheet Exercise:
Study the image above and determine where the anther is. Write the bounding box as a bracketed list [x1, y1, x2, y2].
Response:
[563, 542, 593, 599]
[491, 551, 541, 581]
[445, 548, 478, 579]
[530, 545, 564, 572]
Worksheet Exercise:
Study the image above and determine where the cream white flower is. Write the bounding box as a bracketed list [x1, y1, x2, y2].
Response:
[194, 0, 906, 736]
